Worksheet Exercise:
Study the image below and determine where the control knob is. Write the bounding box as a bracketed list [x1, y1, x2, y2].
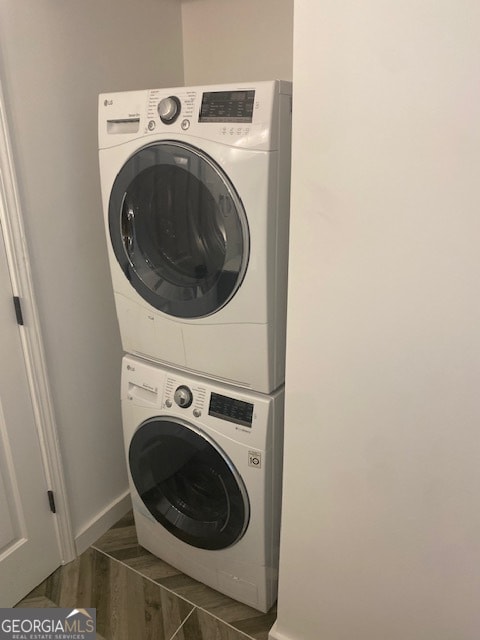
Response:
[174, 385, 193, 408]
[158, 96, 181, 124]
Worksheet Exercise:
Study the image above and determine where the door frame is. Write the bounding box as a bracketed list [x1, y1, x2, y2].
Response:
[0, 80, 75, 564]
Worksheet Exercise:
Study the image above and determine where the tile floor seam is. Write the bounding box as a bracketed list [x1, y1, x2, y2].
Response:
[168, 606, 196, 640]
[91, 544, 258, 640]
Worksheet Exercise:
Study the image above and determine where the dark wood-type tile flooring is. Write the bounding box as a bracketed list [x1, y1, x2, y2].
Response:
[16, 511, 276, 640]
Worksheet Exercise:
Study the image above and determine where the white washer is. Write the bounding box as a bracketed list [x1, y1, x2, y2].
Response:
[121, 355, 284, 612]
[99, 81, 292, 394]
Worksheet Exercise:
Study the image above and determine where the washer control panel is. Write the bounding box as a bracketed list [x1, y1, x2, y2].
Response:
[121, 357, 277, 449]
[164, 376, 206, 417]
[162, 375, 254, 428]
[174, 385, 193, 408]
[208, 393, 254, 428]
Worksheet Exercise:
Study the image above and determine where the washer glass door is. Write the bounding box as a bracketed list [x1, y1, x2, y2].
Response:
[128, 417, 250, 550]
[109, 141, 249, 318]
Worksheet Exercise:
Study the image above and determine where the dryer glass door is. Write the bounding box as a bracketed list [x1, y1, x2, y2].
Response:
[128, 417, 250, 550]
[109, 141, 249, 318]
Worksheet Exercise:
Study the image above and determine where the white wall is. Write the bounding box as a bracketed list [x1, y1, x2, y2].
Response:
[271, 1, 480, 639]
[181, 0, 293, 85]
[0, 0, 183, 546]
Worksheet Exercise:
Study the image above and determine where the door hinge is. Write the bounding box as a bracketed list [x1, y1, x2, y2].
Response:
[47, 490, 56, 514]
[13, 296, 24, 326]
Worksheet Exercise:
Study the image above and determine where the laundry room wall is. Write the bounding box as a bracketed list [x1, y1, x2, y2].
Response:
[271, 1, 480, 639]
[0, 0, 184, 552]
[181, 0, 293, 85]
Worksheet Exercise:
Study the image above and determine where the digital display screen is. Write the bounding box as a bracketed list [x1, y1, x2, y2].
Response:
[199, 90, 255, 123]
[209, 392, 254, 428]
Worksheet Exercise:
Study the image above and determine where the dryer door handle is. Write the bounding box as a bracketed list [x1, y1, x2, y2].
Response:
[121, 206, 135, 257]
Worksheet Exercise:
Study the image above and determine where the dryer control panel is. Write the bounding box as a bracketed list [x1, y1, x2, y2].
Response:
[99, 80, 292, 152]
[145, 85, 261, 147]
[199, 90, 255, 123]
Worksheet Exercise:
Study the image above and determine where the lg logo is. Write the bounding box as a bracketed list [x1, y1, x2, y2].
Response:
[104, 99, 113, 106]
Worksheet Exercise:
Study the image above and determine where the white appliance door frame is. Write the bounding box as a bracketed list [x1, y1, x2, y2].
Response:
[128, 415, 250, 550]
[108, 140, 250, 319]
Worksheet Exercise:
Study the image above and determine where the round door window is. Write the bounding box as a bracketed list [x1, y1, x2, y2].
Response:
[128, 418, 250, 550]
[109, 141, 249, 319]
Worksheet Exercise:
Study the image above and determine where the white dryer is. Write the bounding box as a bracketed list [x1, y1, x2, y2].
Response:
[121, 355, 284, 612]
[99, 81, 292, 394]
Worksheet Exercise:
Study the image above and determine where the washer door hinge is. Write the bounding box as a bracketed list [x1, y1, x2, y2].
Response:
[47, 490, 56, 514]
[13, 296, 24, 326]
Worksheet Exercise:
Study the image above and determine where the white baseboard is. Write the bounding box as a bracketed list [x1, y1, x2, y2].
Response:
[74, 490, 132, 556]
[269, 621, 295, 640]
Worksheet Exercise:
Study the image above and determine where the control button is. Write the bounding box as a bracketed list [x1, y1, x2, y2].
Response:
[165, 399, 172, 408]
[158, 96, 181, 124]
[174, 385, 193, 408]
[193, 409, 201, 418]
[181, 119, 190, 130]
[147, 120, 156, 131]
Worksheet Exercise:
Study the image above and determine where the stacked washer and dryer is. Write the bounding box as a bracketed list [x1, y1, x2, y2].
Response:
[98, 81, 292, 613]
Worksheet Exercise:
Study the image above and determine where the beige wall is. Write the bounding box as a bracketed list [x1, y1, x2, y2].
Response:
[0, 0, 183, 543]
[181, 0, 293, 85]
[272, 1, 480, 639]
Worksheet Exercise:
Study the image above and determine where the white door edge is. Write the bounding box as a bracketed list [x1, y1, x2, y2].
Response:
[0, 80, 75, 564]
